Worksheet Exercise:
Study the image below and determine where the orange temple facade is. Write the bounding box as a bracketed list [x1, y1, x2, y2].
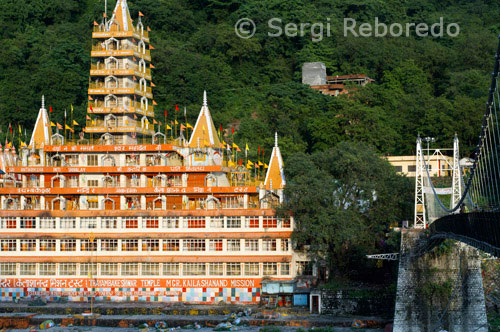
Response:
[0, 0, 309, 304]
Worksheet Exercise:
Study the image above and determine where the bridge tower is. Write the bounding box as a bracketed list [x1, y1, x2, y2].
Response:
[450, 134, 462, 210]
[414, 136, 426, 228]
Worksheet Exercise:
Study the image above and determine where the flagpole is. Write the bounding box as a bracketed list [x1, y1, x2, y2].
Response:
[184, 107, 188, 141]
[64, 109, 67, 141]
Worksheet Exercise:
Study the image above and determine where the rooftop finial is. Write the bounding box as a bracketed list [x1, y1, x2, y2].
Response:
[41, 95, 45, 110]
[203, 90, 207, 107]
[275, 132, 278, 148]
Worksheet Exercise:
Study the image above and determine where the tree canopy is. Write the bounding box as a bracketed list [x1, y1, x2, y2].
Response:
[0, 0, 498, 158]
[281, 141, 413, 280]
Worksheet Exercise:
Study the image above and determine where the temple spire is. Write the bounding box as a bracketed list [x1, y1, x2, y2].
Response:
[29, 96, 52, 149]
[188, 91, 221, 148]
[264, 133, 286, 190]
[203, 90, 207, 107]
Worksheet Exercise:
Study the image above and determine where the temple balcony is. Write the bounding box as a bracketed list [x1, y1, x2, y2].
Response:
[92, 27, 150, 43]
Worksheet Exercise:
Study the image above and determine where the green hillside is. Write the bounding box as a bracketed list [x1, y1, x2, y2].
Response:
[0, 0, 499, 160]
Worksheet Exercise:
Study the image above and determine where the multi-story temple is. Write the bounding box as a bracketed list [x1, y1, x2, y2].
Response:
[0, 0, 308, 304]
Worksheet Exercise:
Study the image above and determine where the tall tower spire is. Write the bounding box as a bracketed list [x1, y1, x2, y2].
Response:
[203, 90, 207, 107]
[87, 0, 154, 145]
[264, 133, 286, 190]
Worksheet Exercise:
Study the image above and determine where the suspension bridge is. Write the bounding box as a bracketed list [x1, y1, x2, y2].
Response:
[392, 36, 500, 332]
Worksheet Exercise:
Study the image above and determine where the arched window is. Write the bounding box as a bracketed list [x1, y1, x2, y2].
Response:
[105, 57, 119, 70]
[205, 174, 218, 187]
[105, 94, 118, 108]
[100, 133, 114, 146]
[105, 76, 118, 88]
[51, 174, 65, 188]
[139, 59, 146, 73]
[105, 37, 119, 51]
[260, 192, 280, 209]
[136, 22, 144, 35]
[104, 114, 117, 128]
[51, 196, 66, 211]
[152, 174, 167, 187]
[51, 154, 64, 167]
[51, 133, 64, 146]
[140, 96, 148, 110]
[153, 196, 165, 210]
[137, 40, 146, 54]
[139, 78, 147, 92]
[4, 196, 18, 210]
[102, 197, 115, 210]
[101, 154, 116, 166]
[102, 174, 116, 187]
[152, 132, 166, 144]
[205, 196, 220, 210]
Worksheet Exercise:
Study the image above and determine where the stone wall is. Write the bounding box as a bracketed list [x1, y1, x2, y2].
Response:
[393, 229, 488, 332]
[317, 288, 395, 317]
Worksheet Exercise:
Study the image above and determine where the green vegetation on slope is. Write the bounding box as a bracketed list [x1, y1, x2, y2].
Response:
[0, 0, 498, 159]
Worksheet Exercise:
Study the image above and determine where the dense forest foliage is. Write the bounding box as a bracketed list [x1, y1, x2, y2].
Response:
[0, 0, 499, 160]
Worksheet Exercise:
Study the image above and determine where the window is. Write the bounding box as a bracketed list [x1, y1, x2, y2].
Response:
[142, 239, 159, 251]
[263, 263, 277, 276]
[101, 217, 117, 229]
[20, 263, 36, 276]
[227, 239, 240, 251]
[80, 217, 97, 229]
[162, 217, 178, 228]
[408, 165, 417, 172]
[183, 263, 206, 276]
[296, 261, 313, 276]
[281, 239, 289, 252]
[262, 239, 277, 251]
[101, 263, 119, 276]
[226, 263, 241, 276]
[280, 263, 290, 276]
[123, 217, 138, 229]
[245, 216, 259, 228]
[87, 155, 98, 166]
[184, 216, 205, 228]
[101, 239, 118, 251]
[142, 263, 160, 276]
[122, 239, 138, 251]
[208, 239, 223, 251]
[209, 217, 224, 228]
[121, 263, 139, 276]
[163, 263, 179, 276]
[280, 217, 291, 228]
[80, 263, 97, 276]
[245, 239, 259, 251]
[81, 239, 97, 251]
[60, 217, 76, 229]
[40, 239, 56, 251]
[61, 239, 76, 251]
[0, 217, 16, 229]
[40, 218, 56, 229]
[20, 239, 36, 251]
[20, 217, 36, 229]
[226, 216, 241, 228]
[143, 217, 159, 229]
[184, 239, 205, 251]
[263, 216, 277, 228]
[245, 263, 259, 276]
[0, 239, 16, 251]
[209, 263, 224, 276]
[163, 239, 180, 251]
[39, 263, 56, 276]
[87, 180, 99, 187]
[60, 263, 77, 276]
[0, 263, 16, 276]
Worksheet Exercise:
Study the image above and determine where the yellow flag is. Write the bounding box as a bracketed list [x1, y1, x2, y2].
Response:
[247, 160, 254, 166]
[18, 124, 21, 134]
[73, 120, 79, 126]
[264, 163, 269, 168]
[166, 124, 172, 130]
[258, 161, 264, 166]
[71, 104, 74, 113]
[91, 119, 96, 125]
[175, 120, 179, 125]
[247, 164, 252, 169]
[186, 123, 193, 129]
[245, 143, 249, 151]
[20, 141, 27, 148]
[50, 122, 56, 127]
[232, 143, 239, 149]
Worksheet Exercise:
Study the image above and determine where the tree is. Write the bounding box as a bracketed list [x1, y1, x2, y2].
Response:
[281, 141, 412, 280]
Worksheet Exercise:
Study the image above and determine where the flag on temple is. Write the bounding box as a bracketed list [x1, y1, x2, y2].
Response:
[88, 96, 93, 101]
[20, 141, 27, 148]
[150, 63, 155, 69]
[151, 82, 156, 87]
[51, 122, 56, 127]
[166, 124, 172, 130]
[264, 163, 269, 168]
[86, 115, 91, 120]
[71, 104, 74, 113]
[232, 143, 239, 149]
[49, 105, 53, 113]
[255, 163, 260, 168]
[258, 161, 264, 166]
[247, 164, 252, 169]
[164, 109, 167, 117]
[93, 21, 98, 26]
[9, 123, 12, 134]
[149, 44, 155, 50]
[186, 123, 193, 129]
[134, 114, 138, 120]
[139, 11, 144, 17]
[174, 120, 178, 125]
[246, 143, 249, 151]
[247, 160, 254, 166]
[73, 120, 79, 126]
[153, 100, 158, 106]
[180, 124, 186, 131]
[153, 119, 158, 125]
[18, 124, 21, 134]
[175, 104, 179, 112]
[57, 123, 63, 130]
[65, 124, 74, 133]
[147, 26, 151, 32]
[232, 127, 234, 135]
[89, 105, 93, 111]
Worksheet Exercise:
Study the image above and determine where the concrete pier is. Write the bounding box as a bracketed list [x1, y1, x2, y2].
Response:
[393, 229, 488, 332]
